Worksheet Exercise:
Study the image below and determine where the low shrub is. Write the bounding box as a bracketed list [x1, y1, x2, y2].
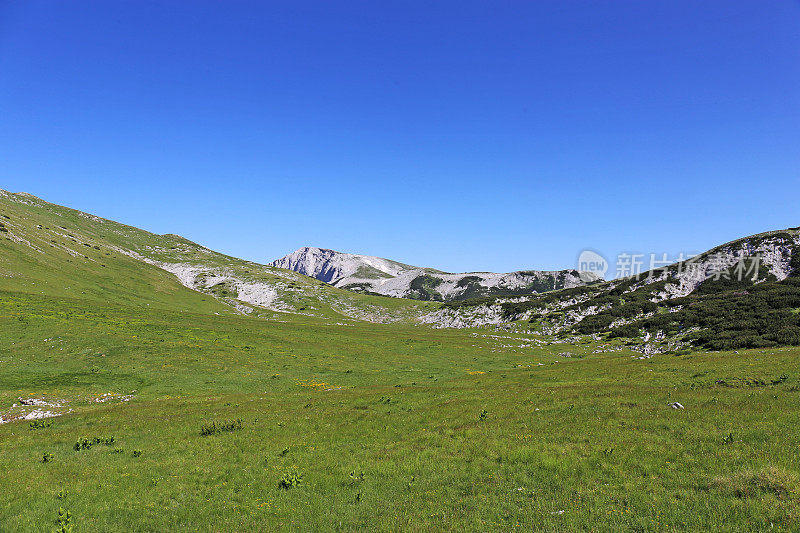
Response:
[278, 470, 302, 490]
[200, 418, 243, 436]
[55, 507, 72, 533]
[74, 436, 115, 451]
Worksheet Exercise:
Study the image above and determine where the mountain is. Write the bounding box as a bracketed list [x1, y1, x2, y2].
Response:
[269, 247, 422, 284]
[0, 190, 429, 323]
[4, 194, 795, 531]
[270, 246, 600, 301]
[4, 188, 800, 353]
[427, 227, 800, 352]
[3, 190, 798, 531]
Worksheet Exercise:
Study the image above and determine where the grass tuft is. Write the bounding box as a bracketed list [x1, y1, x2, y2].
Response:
[713, 467, 799, 500]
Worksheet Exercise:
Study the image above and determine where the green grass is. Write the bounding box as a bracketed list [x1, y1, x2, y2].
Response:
[0, 190, 430, 322]
[2, 190, 800, 531]
[2, 291, 800, 531]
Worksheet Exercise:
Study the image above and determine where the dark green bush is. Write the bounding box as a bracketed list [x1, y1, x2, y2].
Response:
[200, 419, 243, 436]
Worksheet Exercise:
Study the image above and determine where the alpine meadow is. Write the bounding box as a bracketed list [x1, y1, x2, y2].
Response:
[1, 191, 800, 531]
[3, 2, 800, 531]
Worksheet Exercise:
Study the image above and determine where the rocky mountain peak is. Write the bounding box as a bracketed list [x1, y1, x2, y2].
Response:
[270, 247, 599, 301]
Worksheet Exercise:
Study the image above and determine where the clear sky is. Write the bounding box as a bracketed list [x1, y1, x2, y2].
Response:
[1, 1, 799, 274]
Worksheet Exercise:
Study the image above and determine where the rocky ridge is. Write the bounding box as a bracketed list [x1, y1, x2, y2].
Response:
[271, 246, 600, 301]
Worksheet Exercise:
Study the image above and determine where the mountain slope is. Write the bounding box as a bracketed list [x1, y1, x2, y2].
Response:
[0, 190, 429, 323]
[6, 189, 799, 352]
[271, 246, 600, 301]
[426, 227, 800, 351]
[270, 247, 424, 284]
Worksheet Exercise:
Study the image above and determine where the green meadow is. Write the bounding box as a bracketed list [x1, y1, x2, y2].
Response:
[2, 290, 800, 531]
[1, 191, 799, 531]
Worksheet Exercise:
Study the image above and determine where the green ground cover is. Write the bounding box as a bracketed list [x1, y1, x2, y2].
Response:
[2, 191, 799, 530]
[2, 291, 800, 531]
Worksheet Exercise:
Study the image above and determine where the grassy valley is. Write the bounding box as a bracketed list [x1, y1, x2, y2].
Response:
[1, 192, 800, 531]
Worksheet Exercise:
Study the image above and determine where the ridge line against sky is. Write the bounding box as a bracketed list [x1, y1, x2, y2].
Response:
[1, 1, 799, 273]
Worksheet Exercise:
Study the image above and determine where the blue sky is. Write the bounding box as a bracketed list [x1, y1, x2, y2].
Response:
[1, 1, 799, 274]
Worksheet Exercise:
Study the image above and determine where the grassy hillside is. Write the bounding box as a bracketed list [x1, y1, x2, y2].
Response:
[1, 191, 800, 530]
[437, 228, 800, 352]
[0, 192, 231, 314]
[0, 190, 430, 322]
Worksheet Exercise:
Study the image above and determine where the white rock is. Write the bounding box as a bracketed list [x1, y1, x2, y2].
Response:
[270, 247, 599, 301]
